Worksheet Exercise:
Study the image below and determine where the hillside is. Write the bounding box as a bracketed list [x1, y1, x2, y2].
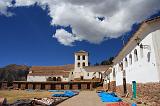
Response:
[0, 64, 30, 82]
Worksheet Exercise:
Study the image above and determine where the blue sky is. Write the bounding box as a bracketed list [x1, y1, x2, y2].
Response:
[0, 1, 160, 67]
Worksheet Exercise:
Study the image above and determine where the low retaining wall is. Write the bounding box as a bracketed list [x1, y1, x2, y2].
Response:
[1, 81, 100, 90]
[103, 81, 116, 92]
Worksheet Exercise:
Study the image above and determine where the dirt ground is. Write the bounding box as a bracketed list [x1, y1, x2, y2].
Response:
[0, 90, 53, 103]
[57, 91, 106, 106]
[116, 83, 160, 106]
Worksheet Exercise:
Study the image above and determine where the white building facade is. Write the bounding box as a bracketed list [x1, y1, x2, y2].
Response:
[73, 50, 89, 79]
[111, 17, 160, 86]
[27, 50, 110, 82]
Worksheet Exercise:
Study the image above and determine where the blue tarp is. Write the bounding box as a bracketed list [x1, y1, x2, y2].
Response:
[52, 90, 76, 97]
[132, 103, 137, 106]
[98, 92, 122, 102]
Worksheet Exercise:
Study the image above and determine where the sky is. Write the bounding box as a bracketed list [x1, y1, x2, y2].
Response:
[0, 0, 160, 67]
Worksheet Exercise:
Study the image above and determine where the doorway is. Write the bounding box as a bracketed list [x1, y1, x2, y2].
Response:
[80, 76, 84, 80]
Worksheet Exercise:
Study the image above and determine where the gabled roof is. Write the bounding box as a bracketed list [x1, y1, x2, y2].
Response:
[75, 50, 88, 55]
[29, 64, 74, 72]
[76, 50, 87, 53]
[84, 65, 112, 72]
[28, 64, 74, 77]
[113, 16, 160, 64]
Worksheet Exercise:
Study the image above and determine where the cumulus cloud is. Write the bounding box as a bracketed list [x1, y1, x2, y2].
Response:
[0, 0, 14, 16]
[0, 0, 160, 46]
[54, 29, 81, 46]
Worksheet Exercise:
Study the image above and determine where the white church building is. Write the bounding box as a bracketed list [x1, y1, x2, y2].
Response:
[105, 16, 160, 87]
[27, 50, 111, 82]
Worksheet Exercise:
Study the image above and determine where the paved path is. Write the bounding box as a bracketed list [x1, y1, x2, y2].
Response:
[57, 91, 106, 106]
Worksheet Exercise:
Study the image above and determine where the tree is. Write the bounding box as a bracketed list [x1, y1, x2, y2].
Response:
[100, 57, 114, 65]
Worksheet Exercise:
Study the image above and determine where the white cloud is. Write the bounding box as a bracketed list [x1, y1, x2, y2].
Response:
[0, 0, 160, 46]
[54, 29, 81, 46]
[0, 0, 13, 16]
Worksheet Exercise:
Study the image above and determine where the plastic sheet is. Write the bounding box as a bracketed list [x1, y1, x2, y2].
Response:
[52, 90, 76, 97]
[98, 92, 122, 102]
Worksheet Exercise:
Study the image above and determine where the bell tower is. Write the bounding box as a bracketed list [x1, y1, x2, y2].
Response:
[74, 50, 89, 78]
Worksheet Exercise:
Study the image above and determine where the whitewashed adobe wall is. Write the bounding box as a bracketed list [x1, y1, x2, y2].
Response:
[27, 76, 69, 82]
[114, 29, 160, 86]
[82, 70, 103, 79]
[27, 76, 48, 82]
[74, 52, 89, 78]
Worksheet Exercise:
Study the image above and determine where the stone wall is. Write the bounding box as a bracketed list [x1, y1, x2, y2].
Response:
[3, 81, 100, 90]
[116, 83, 160, 105]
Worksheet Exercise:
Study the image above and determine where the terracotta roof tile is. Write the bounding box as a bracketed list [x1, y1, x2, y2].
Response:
[28, 64, 74, 77]
[84, 65, 111, 72]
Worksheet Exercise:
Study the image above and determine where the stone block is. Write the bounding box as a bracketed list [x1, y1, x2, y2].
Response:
[72, 84, 78, 90]
[64, 84, 69, 90]
[55, 84, 61, 90]
[35, 84, 41, 90]
[81, 84, 87, 90]
[20, 84, 26, 90]
[28, 84, 33, 89]
[45, 84, 51, 90]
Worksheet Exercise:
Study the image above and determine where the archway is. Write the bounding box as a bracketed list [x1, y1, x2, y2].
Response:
[57, 77, 62, 81]
[53, 77, 57, 81]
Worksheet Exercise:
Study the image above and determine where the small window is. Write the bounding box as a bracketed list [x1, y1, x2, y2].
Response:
[87, 73, 89, 76]
[140, 44, 143, 58]
[119, 62, 123, 71]
[129, 54, 132, 65]
[125, 58, 128, 67]
[113, 69, 116, 80]
[77, 62, 80, 67]
[80, 76, 83, 80]
[82, 55, 85, 60]
[134, 49, 138, 62]
[83, 62, 85, 67]
[72, 72, 73, 75]
[147, 52, 151, 62]
[77, 55, 80, 60]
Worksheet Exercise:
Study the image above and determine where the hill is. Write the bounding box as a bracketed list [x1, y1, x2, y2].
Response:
[0, 64, 30, 82]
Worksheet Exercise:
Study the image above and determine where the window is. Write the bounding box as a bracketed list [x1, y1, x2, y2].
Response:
[129, 54, 132, 65]
[53, 77, 57, 81]
[77, 62, 80, 67]
[87, 73, 89, 76]
[77, 55, 80, 60]
[140, 44, 143, 58]
[57, 77, 62, 81]
[119, 62, 123, 71]
[113, 69, 116, 81]
[147, 52, 151, 62]
[72, 72, 73, 75]
[80, 76, 84, 80]
[134, 49, 138, 62]
[82, 62, 85, 67]
[83, 55, 85, 60]
[125, 58, 128, 67]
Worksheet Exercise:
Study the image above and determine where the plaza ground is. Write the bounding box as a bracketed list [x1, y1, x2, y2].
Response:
[57, 91, 106, 106]
[0, 90, 106, 106]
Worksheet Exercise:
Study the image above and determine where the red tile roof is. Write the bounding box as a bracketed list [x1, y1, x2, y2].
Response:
[28, 64, 74, 77]
[84, 65, 111, 72]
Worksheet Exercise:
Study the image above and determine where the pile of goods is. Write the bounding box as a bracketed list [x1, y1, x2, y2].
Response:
[0, 97, 7, 106]
[10, 99, 33, 106]
[33, 97, 68, 106]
